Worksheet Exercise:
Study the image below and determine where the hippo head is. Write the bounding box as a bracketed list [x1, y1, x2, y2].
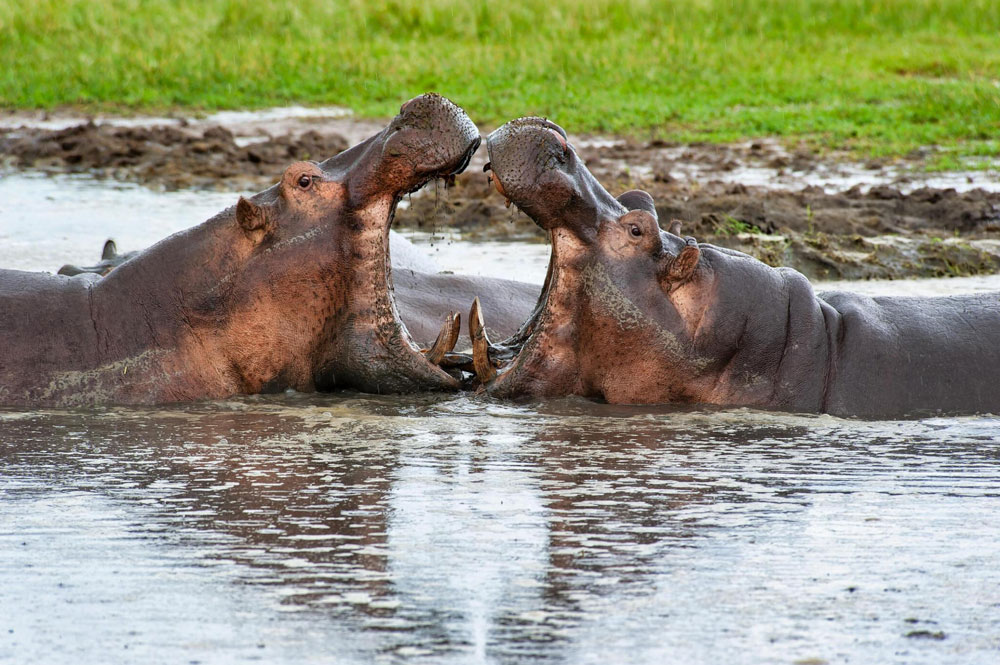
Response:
[257, 93, 481, 393]
[108, 94, 481, 398]
[476, 117, 736, 403]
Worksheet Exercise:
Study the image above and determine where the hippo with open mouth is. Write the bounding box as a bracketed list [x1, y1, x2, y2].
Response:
[1, 94, 488, 406]
[475, 117, 1000, 418]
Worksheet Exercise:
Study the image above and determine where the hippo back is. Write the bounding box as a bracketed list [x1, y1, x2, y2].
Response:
[0, 270, 102, 398]
[820, 290, 1000, 417]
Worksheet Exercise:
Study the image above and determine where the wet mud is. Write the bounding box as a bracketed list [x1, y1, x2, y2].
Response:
[3, 119, 999, 280]
[1, 121, 348, 191]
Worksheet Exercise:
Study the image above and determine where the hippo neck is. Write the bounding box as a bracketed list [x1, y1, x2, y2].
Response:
[343, 197, 408, 336]
[91, 209, 250, 347]
[493, 229, 590, 397]
[86, 207, 349, 399]
[318, 195, 457, 392]
[698, 246, 834, 411]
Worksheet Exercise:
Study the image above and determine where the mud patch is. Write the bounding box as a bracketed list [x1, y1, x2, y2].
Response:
[1, 122, 348, 190]
[635, 179, 1000, 280]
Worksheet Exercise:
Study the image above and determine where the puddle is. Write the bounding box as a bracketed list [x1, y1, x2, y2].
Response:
[0, 171, 249, 272]
[582, 137, 1000, 194]
[404, 230, 549, 283]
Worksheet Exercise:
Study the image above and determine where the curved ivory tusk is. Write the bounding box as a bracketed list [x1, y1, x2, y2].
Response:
[469, 297, 497, 383]
[424, 312, 461, 365]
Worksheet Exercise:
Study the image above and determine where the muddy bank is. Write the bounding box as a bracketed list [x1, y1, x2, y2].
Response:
[400, 138, 1000, 281]
[0, 122, 348, 191]
[3, 118, 999, 281]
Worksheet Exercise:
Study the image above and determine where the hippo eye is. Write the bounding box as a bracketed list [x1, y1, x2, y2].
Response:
[297, 174, 313, 190]
[629, 225, 642, 237]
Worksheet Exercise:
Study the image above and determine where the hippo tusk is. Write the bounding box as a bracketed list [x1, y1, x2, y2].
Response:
[424, 311, 461, 365]
[470, 297, 498, 383]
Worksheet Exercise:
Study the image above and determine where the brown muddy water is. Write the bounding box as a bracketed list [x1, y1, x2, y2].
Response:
[2, 169, 1000, 664]
[3, 397, 1000, 664]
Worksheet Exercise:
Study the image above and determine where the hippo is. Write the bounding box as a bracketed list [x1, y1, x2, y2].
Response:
[55, 234, 539, 348]
[472, 117, 1000, 418]
[1, 94, 489, 407]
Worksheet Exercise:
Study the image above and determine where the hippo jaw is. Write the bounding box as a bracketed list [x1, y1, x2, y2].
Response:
[313, 94, 481, 393]
[475, 118, 713, 402]
[471, 117, 624, 396]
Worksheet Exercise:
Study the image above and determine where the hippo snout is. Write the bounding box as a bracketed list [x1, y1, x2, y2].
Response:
[483, 117, 576, 221]
[377, 93, 480, 187]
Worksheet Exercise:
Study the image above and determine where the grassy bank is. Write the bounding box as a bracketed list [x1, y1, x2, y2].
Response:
[1, 0, 999, 159]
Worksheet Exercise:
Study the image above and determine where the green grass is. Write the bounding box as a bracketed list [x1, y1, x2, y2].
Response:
[1, 0, 999, 159]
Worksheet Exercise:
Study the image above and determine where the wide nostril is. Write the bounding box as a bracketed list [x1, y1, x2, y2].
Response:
[541, 120, 568, 140]
[547, 128, 568, 152]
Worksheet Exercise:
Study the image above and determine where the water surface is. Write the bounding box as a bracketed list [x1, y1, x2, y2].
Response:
[3, 396, 999, 664]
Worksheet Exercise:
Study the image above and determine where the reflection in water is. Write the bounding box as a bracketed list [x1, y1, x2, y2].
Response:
[2, 395, 1000, 664]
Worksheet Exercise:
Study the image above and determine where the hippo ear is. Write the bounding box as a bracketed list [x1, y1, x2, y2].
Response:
[617, 189, 657, 220]
[101, 239, 118, 260]
[236, 196, 275, 241]
[663, 238, 701, 285]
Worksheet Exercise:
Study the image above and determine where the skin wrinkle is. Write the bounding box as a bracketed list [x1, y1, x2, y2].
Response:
[770, 280, 795, 404]
[818, 303, 841, 414]
[176, 305, 229, 391]
[709, 312, 749, 403]
[581, 262, 710, 372]
[672, 247, 713, 342]
[686, 282, 711, 341]
[86, 280, 101, 359]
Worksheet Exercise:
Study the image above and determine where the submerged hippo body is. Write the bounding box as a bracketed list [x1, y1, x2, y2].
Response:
[1, 94, 484, 407]
[57, 234, 539, 345]
[476, 117, 1000, 418]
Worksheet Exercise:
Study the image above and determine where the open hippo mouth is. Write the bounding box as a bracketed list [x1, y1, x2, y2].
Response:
[475, 117, 689, 399]
[472, 117, 621, 394]
[309, 93, 482, 393]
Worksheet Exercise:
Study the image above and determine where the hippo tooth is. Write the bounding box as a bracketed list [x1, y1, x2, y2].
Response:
[469, 297, 498, 383]
[424, 312, 461, 365]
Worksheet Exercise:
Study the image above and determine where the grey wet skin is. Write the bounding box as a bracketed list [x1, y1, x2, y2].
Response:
[479, 117, 1000, 418]
[0, 94, 484, 406]
[58, 236, 539, 350]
